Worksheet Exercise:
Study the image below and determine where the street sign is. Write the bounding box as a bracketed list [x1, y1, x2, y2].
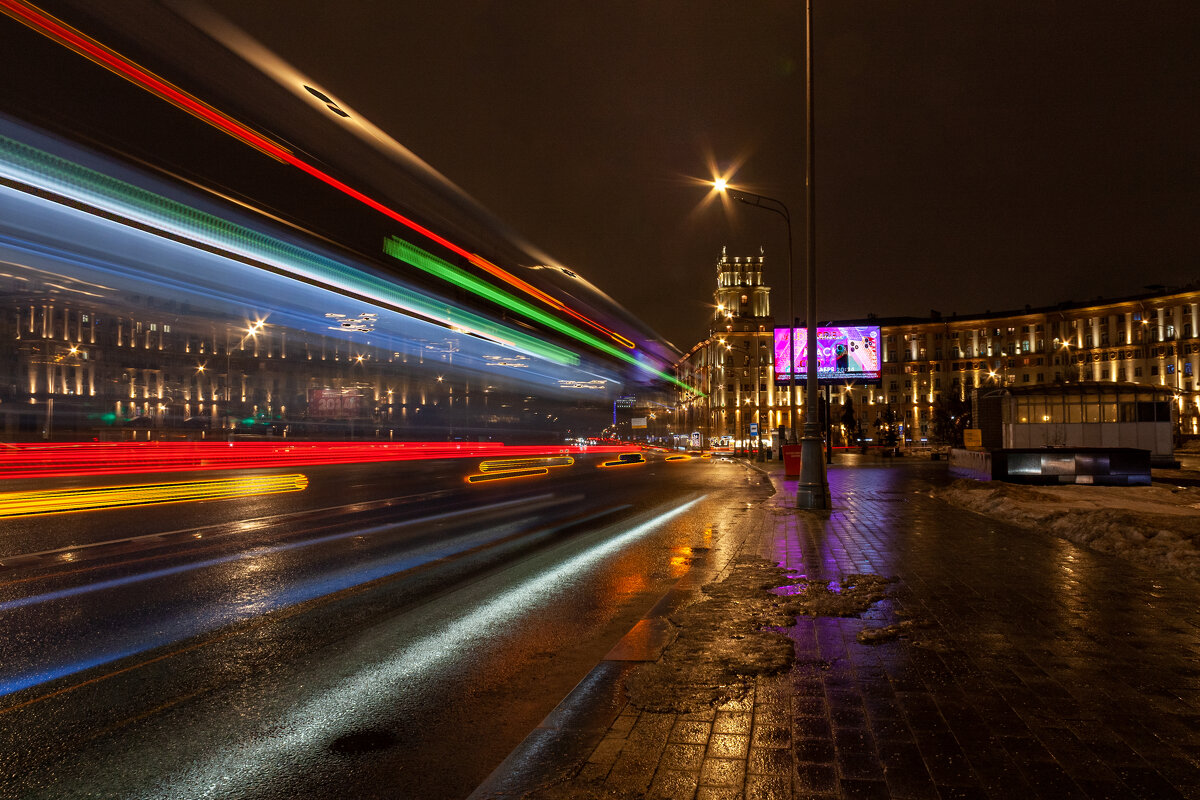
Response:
[749, 422, 759, 437]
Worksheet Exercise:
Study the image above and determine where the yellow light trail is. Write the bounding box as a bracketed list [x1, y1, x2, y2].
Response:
[0, 474, 309, 517]
[466, 468, 549, 484]
[477, 456, 574, 473]
[467, 455, 574, 483]
[598, 453, 646, 468]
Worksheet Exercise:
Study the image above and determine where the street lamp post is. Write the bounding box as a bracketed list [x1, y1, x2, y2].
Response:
[797, 0, 830, 508]
[714, 181, 798, 448]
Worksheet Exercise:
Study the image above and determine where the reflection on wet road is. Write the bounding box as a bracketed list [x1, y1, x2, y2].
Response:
[0, 455, 771, 799]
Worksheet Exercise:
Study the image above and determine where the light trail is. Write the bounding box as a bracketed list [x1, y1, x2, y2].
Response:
[0, 0, 645, 364]
[0, 132, 580, 368]
[599, 453, 648, 468]
[476, 456, 575, 472]
[465, 455, 575, 484]
[0, 442, 632, 480]
[467, 253, 636, 349]
[387, 237, 698, 392]
[0, 474, 308, 518]
[465, 468, 549, 483]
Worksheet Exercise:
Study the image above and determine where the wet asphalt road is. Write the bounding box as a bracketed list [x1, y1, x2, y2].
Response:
[0, 453, 775, 799]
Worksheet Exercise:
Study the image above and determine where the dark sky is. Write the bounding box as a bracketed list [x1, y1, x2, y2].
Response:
[204, 1, 1200, 352]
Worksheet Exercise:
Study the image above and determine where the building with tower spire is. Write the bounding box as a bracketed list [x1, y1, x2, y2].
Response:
[714, 246, 771, 320]
[676, 250, 1200, 456]
[675, 248, 790, 454]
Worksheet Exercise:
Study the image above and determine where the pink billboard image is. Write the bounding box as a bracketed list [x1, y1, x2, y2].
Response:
[773, 326, 881, 383]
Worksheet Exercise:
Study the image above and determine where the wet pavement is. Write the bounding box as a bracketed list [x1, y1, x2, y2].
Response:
[0, 458, 771, 799]
[476, 456, 1200, 799]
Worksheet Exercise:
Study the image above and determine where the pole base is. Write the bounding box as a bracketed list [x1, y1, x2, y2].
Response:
[795, 434, 831, 509]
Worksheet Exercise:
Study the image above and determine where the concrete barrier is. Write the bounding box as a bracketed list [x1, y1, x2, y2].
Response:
[949, 448, 992, 481]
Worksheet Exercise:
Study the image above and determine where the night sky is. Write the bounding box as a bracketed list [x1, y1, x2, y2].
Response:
[203, 1, 1200, 352]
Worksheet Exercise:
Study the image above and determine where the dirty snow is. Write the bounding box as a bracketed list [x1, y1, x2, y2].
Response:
[625, 560, 895, 713]
[935, 479, 1200, 581]
[624, 557, 795, 713]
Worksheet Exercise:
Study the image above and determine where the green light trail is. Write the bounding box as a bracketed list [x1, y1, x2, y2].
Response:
[384, 237, 700, 394]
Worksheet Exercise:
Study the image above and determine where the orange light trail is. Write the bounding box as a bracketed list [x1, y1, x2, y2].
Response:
[465, 468, 548, 484]
[0, 0, 637, 353]
[0, 474, 308, 518]
[466, 454, 574, 484]
[467, 254, 635, 349]
[477, 456, 574, 473]
[598, 453, 646, 468]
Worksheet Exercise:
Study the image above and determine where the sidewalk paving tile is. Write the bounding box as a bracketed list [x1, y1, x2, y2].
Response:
[522, 456, 1200, 799]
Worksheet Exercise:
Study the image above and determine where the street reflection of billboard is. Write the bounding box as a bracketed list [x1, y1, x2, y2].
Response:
[773, 326, 881, 384]
[308, 389, 367, 418]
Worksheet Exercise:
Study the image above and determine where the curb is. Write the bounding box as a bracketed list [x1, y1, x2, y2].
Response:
[466, 577, 700, 800]
[467, 492, 756, 799]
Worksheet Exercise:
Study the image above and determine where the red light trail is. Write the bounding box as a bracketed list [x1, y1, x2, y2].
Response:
[0, 442, 634, 480]
[0, 0, 638, 352]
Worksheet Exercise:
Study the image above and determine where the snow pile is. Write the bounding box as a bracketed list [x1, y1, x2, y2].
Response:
[936, 479, 1200, 581]
[772, 573, 893, 618]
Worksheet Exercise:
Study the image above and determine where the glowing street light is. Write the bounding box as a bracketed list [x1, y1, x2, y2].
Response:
[707, 0, 828, 508]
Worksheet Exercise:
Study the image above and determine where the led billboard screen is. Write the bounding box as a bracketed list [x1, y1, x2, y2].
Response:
[773, 326, 882, 384]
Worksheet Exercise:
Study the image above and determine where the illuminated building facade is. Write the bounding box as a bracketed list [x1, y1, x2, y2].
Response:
[0, 284, 570, 442]
[864, 289, 1200, 442]
[676, 249, 787, 449]
[677, 257, 1200, 446]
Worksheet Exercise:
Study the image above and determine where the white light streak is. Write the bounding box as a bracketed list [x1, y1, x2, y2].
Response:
[146, 494, 705, 798]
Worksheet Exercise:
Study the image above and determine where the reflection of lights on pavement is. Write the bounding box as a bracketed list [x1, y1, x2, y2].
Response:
[0, 473, 308, 518]
[0, 493, 575, 696]
[151, 494, 706, 797]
